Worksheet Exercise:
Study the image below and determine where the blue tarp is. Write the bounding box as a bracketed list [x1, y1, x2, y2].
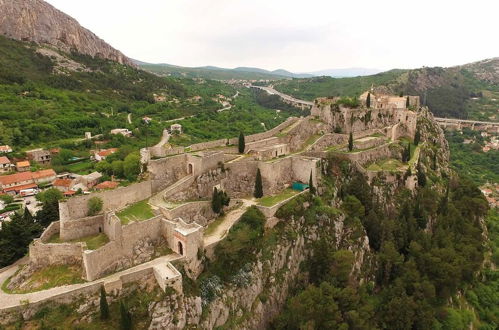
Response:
[292, 182, 309, 191]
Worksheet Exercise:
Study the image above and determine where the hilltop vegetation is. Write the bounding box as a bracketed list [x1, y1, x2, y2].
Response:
[0, 35, 234, 149]
[274, 60, 499, 120]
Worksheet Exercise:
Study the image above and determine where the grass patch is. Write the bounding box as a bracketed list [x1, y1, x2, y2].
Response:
[66, 160, 94, 175]
[205, 214, 227, 236]
[257, 189, 299, 207]
[117, 200, 155, 225]
[366, 158, 405, 172]
[46, 233, 109, 250]
[5, 265, 84, 294]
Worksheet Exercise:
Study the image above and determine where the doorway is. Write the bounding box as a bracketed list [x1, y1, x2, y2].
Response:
[178, 241, 184, 256]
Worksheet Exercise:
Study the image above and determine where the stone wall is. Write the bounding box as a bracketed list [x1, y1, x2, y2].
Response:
[224, 161, 259, 197]
[60, 181, 153, 220]
[40, 221, 60, 243]
[291, 156, 320, 186]
[309, 134, 347, 152]
[189, 139, 228, 152]
[60, 215, 104, 241]
[339, 143, 394, 166]
[82, 216, 163, 281]
[160, 201, 216, 226]
[148, 154, 188, 185]
[29, 240, 84, 267]
[256, 190, 307, 218]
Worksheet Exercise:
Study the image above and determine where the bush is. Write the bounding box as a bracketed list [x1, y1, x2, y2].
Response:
[87, 197, 103, 216]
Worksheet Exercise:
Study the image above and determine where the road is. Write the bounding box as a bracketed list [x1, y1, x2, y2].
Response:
[251, 85, 314, 107]
[434, 117, 499, 126]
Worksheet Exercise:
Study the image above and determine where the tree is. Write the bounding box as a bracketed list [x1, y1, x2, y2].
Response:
[88, 197, 103, 216]
[417, 162, 427, 187]
[342, 195, 365, 219]
[366, 92, 371, 108]
[238, 132, 245, 154]
[406, 96, 410, 108]
[35, 188, 63, 227]
[123, 152, 141, 181]
[119, 301, 132, 330]
[414, 128, 421, 146]
[111, 160, 125, 178]
[211, 188, 230, 214]
[348, 132, 354, 152]
[100, 286, 109, 320]
[308, 170, 316, 195]
[254, 169, 263, 198]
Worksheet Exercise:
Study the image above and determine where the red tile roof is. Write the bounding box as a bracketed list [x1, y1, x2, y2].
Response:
[95, 181, 119, 190]
[31, 169, 56, 179]
[0, 172, 33, 186]
[16, 161, 30, 168]
[53, 178, 73, 188]
[3, 183, 37, 192]
[0, 156, 10, 165]
[97, 148, 118, 157]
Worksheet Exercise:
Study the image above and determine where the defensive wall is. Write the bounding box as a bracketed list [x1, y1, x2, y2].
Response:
[160, 201, 216, 226]
[60, 181, 154, 221]
[256, 190, 308, 218]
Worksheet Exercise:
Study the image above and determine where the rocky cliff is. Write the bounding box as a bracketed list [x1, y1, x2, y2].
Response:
[0, 0, 133, 65]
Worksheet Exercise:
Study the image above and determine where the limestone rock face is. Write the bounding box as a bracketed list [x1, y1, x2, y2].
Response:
[0, 0, 133, 65]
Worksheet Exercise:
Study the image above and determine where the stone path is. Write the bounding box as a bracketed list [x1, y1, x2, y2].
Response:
[149, 175, 194, 210]
[0, 254, 182, 310]
[203, 199, 256, 247]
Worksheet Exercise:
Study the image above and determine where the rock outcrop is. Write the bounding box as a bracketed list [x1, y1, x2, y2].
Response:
[0, 0, 133, 65]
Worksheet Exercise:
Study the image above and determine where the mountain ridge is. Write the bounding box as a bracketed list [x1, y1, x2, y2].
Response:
[0, 0, 133, 66]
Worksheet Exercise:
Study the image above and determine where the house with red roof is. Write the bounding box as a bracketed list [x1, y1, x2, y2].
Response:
[94, 148, 118, 162]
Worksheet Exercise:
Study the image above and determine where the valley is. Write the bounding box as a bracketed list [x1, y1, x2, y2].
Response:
[0, 0, 497, 329]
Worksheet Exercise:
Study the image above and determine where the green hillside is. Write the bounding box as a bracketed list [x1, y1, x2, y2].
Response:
[274, 63, 499, 120]
[139, 63, 291, 80]
[0, 35, 236, 149]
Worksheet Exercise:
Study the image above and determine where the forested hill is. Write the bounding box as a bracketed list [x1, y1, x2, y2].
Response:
[274, 58, 499, 120]
[0, 35, 234, 148]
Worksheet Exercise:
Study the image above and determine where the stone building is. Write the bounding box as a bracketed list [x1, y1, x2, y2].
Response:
[26, 148, 51, 165]
[0, 156, 12, 173]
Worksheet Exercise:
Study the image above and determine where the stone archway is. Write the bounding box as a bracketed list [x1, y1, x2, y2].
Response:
[178, 241, 184, 256]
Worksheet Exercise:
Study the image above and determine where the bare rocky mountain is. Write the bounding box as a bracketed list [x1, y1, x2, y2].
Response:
[0, 0, 133, 66]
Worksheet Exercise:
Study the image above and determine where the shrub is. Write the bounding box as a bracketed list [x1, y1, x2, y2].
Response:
[87, 197, 103, 216]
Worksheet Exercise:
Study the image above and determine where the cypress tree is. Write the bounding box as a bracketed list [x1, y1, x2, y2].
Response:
[238, 132, 245, 154]
[254, 169, 263, 198]
[100, 286, 109, 320]
[414, 128, 421, 146]
[366, 93, 371, 108]
[120, 301, 132, 330]
[406, 96, 410, 108]
[211, 187, 221, 213]
[308, 170, 316, 195]
[417, 162, 426, 187]
[348, 132, 354, 152]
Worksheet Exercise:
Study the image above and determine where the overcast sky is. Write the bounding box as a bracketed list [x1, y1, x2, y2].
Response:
[45, 0, 499, 72]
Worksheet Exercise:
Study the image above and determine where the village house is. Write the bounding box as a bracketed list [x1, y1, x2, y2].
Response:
[0, 145, 12, 153]
[0, 157, 12, 173]
[15, 161, 30, 172]
[53, 178, 75, 193]
[26, 149, 51, 165]
[94, 148, 118, 162]
[110, 129, 132, 137]
[0, 172, 36, 195]
[78, 172, 102, 189]
[170, 124, 182, 134]
[31, 169, 57, 185]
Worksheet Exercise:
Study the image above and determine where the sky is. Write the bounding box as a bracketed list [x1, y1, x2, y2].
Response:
[45, 0, 499, 72]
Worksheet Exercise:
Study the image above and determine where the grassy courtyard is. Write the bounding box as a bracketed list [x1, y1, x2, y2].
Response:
[366, 158, 405, 172]
[116, 200, 155, 225]
[258, 188, 300, 207]
[47, 233, 109, 250]
[3, 265, 84, 294]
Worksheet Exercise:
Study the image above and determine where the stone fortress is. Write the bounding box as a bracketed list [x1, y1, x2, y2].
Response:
[0, 88, 433, 320]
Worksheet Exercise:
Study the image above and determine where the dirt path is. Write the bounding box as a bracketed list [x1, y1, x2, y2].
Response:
[203, 199, 256, 247]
